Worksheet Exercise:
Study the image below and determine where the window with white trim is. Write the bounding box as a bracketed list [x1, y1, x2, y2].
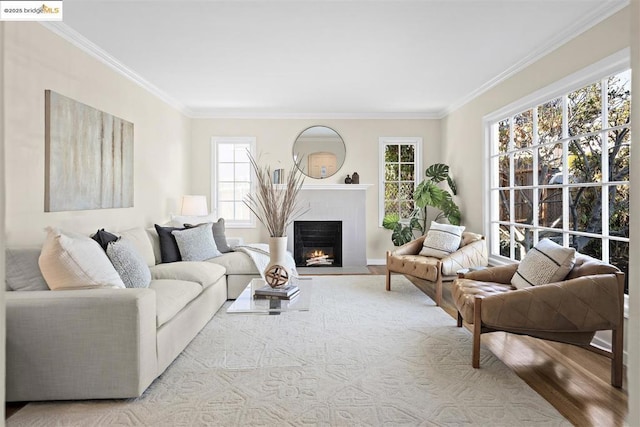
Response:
[211, 137, 255, 228]
[379, 137, 422, 226]
[487, 65, 630, 292]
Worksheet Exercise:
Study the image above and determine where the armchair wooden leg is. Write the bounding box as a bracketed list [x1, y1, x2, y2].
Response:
[472, 297, 482, 369]
[457, 311, 463, 327]
[612, 327, 623, 388]
[435, 275, 442, 307]
[385, 269, 391, 291]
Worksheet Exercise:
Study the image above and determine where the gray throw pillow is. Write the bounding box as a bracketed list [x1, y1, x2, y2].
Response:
[106, 238, 152, 288]
[211, 218, 232, 253]
[172, 224, 221, 261]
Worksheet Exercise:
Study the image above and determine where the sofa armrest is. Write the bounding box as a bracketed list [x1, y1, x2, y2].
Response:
[460, 264, 518, 284]
[389, 235, 426, 257]
[6, 289, 158, 401]
[441, 239, 488, 276]
[481, 273, 624, 332]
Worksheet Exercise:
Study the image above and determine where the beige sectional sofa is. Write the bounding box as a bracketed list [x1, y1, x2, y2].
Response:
[5, 226, 261, 401]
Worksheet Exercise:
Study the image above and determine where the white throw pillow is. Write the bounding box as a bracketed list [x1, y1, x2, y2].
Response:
[171, 223, 221, 261]
[511, 238, 576, 290]
[419, 222, 466, 258]
[38, 227, 125, 290]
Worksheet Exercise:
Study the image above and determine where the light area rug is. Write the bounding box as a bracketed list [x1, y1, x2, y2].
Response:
[8, 275, 569, 426]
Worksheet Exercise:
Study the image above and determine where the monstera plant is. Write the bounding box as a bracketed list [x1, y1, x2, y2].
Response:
[382, 163, 461, 246]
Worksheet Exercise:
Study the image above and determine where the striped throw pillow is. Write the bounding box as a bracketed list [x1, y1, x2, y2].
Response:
[511, 238, 576, 290]
[419, 222, 465, 259]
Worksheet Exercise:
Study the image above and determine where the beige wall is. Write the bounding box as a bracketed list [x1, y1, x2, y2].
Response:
[441, 8, 630, 234]
[4, 23, 191, 246]
[191, 118, 440, 261]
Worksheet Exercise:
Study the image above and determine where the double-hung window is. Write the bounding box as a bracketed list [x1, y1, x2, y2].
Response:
[379, 137, 422, 226]
[486, 53, 630, 292]
[211, 137, 255, 228]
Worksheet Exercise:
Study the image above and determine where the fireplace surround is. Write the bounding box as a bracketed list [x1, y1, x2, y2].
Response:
[294, 221, 342, 267]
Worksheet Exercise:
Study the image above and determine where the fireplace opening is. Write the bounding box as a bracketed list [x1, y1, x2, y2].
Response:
[294, 221, 342, 267]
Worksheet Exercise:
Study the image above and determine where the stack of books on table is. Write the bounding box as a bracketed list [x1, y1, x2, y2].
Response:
[253, 284, 299, 300]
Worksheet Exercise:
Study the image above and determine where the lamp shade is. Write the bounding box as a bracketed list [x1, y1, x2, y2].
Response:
[180, 195, 208, 216]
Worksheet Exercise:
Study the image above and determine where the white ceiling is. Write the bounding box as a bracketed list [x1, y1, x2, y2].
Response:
[55, 0, 627, 118]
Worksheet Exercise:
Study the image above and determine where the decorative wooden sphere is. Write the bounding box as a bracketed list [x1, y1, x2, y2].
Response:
[264, 264, 290, 288]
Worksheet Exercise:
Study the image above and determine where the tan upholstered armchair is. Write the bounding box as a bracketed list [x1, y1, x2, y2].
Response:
[386, 232, 488, 306]
[452, 253, 625, 387]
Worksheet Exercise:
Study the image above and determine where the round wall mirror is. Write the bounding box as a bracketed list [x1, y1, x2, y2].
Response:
[292, 126, 346, 179]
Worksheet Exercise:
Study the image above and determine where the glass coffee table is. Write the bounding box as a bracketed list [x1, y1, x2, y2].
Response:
[227, 277, 312, 314]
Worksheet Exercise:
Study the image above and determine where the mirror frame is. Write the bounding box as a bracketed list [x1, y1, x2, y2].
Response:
[292, 125, 346, 179]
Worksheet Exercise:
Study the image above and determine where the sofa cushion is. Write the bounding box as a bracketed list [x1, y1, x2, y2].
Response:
[172, 224, 221, 261]
[206, 251, 259, 275]
[386, 253, 439, 282]
[452, 278, 515, 324]
[150, 279, 202, 327]
[511, 238, 576, 289]
[38, 227, 125, 290]
[154, 224, 185, 263]
[107, 238, 152, 288]
[149, 261, 226, 290]
[118, 227, 156, 267]
[419, 222, 465, 258]
[6, 248, 49, 291]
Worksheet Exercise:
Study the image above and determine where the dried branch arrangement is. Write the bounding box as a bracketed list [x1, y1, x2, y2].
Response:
[244, 153, 308, 237]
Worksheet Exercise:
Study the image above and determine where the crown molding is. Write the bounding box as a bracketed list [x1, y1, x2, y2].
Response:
[188, 110, 444, 120]
[443, 0, 630, 117]
[40, 22, 192, 116]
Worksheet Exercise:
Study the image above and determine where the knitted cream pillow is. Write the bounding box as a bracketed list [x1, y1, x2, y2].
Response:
[419, 222, 465, 259]
[38, 227, 125, 290]
[511, 238, 576, 290]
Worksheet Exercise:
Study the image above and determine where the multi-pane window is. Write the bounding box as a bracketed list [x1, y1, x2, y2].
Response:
[488, 69, 631, 292]
[211, 137, 255, 227]
[379, 137, 422, 226]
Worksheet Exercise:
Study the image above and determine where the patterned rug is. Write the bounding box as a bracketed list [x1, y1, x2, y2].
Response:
[8, 275, 569, 426]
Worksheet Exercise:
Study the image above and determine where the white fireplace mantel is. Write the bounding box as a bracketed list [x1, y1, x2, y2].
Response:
[277, 184, 373, 191]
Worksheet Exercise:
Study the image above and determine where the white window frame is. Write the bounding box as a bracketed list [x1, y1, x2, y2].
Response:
[210, 136, 256, 228]
[378, 137, 423, 227]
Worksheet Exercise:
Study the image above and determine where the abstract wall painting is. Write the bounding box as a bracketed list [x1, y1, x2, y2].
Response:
[44, 90, 134, 212]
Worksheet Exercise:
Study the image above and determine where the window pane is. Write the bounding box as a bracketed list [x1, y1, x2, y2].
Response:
[499, 225, 511, 258]
[609, 185, 629, 238]
[218, 201, 234, 219]
[538, 98, 562, 143]
[610, 240, 629, 293]
[514, 188, 533, 224]
[234, 144, 250, 162]
[400, 164, 415, 181]
[385, 183, 399, 201]
[569, 187, 601, 232]
[400, 201, 415, 219]
[218, 163, 234, 181]
[400, 144, 415, 162]
[513, 110, 533, 148]
[513, 151, 533, 186]
[218, 144, 235, 162]
[498, 119, 510, 153]
[538, 143, 562, 185]
[539, 230, 563, 246]
[235, 202, 250, 221]
[498, 189, 510, 222]
[568, 82, 602, 136]
[235, 163, 251, 182]
[569, 135, 602, 183]
[385, 145, 399, 162]
[608, 129, 630, 182]
[539, 188, 562, 228]
[569, 235, 601, 259]
[608, 70, 631, 128]
[218, 182, 234, 201]
[498, 155, 510, 187]
[385, 164, 399, 181]
[513, 225, 532, 260]
[399, 182, 414, 200]
[384, 201, 399, 216]
[235, 182, 250, 200]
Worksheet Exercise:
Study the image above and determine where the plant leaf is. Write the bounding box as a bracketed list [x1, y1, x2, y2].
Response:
[447, 176, 457, 195]
[425, 163, 449, 183]
[382, 213, 400, 230]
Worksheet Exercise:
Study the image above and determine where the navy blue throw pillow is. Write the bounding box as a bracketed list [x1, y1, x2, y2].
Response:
[154, 224, 185, 263]
[91, 229, 118, 252]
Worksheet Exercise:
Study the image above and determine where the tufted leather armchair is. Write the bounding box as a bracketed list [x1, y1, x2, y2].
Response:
[386, 232, 488, 306]
[452, 253, 625, 387]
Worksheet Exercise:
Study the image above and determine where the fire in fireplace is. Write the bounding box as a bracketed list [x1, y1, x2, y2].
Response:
[293, 221, 342, 267]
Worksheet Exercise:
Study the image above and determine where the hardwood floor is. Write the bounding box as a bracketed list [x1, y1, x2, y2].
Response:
[6, 267, 628, 425]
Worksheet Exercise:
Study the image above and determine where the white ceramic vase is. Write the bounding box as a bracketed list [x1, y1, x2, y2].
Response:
[265, 236, 290, 287]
